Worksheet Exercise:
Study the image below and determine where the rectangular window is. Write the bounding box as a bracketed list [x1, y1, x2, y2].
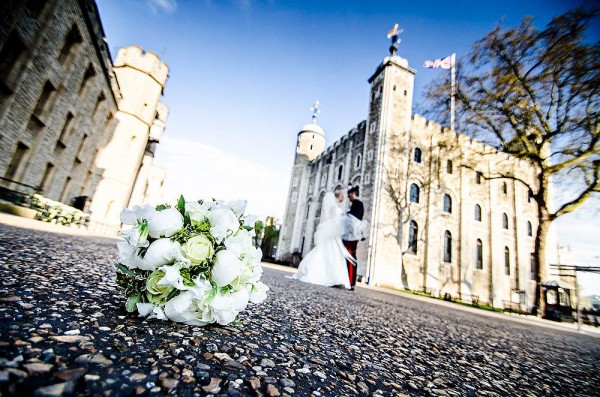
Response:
[58, 112, 75, 145]
[58, 24, 82, 67]
[364, 173, 370, 184]
[40, 163, 55, 193]
[4, 142, 29, 180]
[0, 30, 27, 94]
[291, 191, 298, 203]
[367, 150, 373, 161]
[32, 80, 57, 123]
[292, 176, 298, 187]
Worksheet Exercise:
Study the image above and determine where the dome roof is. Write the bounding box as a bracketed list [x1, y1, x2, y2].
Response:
[300, 122, 324, 136]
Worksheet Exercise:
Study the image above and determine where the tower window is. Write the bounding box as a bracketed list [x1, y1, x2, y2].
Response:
[0, 30, 27, 93]
[310, 144, 313, 150]
[527, 221, 533, 237]
[475, 171, 483, 184]
[413, 148, 422, 163]
[530, 254, 536, 280]
[355, 154, 362, 169]
[292, 176, 298, 187]
[32, 80, 57, 122]
[58, 24, 82, 67]
[476, 239, 483, 269]
[443, 194, 452, 213]
[444, 231, 452, 263]
[527, 188, 534, 203]
[393, 85, 397, 91]
[291, 191, 298, 203]
[367, 150, 373, 161]
[505, 247, 510, 275]
[446, 160, 453, 174]
[403, 90, 407, 96]
[365, 174, 370, 184]
[408, 221, 418, 254]
[337, 165, 343, 181]
[502, 182, 508, 194]
[475, 204, 482, 222]
[4, 142, 29, 180]
[410, 184, 420, 203]
[78, 63, 96, 96]
[502, 213, 509, 229]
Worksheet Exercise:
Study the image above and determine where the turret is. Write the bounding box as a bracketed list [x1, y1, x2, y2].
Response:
[296, 101, 325, 162]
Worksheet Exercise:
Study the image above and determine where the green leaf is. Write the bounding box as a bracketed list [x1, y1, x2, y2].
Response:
[126, 293, 141, 312]
[177, 195, 186, 215]
[156, 204, 169, 211]
[166, 288, 181, 301]
[115, 263, 135, 277]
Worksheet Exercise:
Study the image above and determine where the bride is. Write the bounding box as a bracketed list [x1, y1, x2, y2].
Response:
[290, 191, 354, 289]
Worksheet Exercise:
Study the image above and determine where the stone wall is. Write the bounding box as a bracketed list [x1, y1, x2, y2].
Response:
[0, 0, 119, 206]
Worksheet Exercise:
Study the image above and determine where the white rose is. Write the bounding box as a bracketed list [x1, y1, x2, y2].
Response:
[211, 250, 244, 287]
[158, 264, 185, 290]
[182, 234, 214, 264]
[209, 289, 249, 325]
[120, 204, 156, 225]
[227, 200, 247, 217]
[185, 201, 209, 224]
[224, 229, 253, 256]
[119, 227, 149, 247]
[249, 281, 269, 304]
[148, 208, 184, 238]
[117, 241, 138, 268]
[135, 238, 181, 271]
[243, 214, 257, 228]
[207, 208, 240, 242]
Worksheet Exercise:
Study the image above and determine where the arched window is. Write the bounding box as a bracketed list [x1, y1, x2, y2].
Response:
[502, 182, 508, 194]
[414, 147, 422, 163]
[504, 247, 510, 275]
[476, 239, 483, 269]
[444, 231, 452, 263]
[527, 221, 533, 236]
[475, 204, 482, 222]
[337, 165, 343, 181]
[443, 194, 452, 213]
[502, 213, 509, 229]
[446, 160, 453, 174]
[355, 154, 362, 169]
[527, 188, 534, 203]
[410, 184, 420, 203]
[408, 221, 418, 254]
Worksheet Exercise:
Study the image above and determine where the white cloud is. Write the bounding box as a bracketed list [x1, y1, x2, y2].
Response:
[154, 136, 289, 220]
[147, 0, 177, 14]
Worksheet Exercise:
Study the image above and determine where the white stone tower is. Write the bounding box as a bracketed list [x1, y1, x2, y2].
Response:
[89, 46, 169, 233]
[360, 25, 416, 283]
[277, 103, 326, 262]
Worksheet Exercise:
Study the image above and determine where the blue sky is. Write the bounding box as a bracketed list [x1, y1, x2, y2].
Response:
[96, 0, 600, 293]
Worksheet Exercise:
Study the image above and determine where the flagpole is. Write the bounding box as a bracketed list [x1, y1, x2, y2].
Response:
[450, 53, 456, 132]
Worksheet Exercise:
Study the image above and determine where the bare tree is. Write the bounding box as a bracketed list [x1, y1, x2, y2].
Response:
[427, 8, 600, 308]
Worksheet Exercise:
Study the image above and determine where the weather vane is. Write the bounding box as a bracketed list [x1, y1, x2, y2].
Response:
[387, 23, 403, 56]
[310, 100, 320, 122]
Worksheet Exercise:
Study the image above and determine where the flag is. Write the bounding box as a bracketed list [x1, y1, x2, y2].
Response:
[423, 54, 455, 69]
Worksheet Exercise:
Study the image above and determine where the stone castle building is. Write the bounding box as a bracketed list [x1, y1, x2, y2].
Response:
[0, 0, 168, 234]
[89, 46, 169, 234]
[278, 41, 543, 309]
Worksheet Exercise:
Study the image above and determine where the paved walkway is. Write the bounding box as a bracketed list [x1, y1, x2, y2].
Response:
[1, 219, 599, 396]
[263, 263, 600, 339]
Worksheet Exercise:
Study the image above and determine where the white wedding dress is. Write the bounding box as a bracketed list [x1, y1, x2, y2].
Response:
[291, 192, 353, 289]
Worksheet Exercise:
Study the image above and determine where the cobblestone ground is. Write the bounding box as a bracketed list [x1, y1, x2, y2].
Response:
[0, 223, 599, 397]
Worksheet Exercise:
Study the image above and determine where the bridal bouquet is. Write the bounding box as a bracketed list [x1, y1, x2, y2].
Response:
[114, 196, 269, 326]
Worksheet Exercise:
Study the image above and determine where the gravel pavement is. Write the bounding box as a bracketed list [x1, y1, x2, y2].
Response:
[1, 222, 599, 397]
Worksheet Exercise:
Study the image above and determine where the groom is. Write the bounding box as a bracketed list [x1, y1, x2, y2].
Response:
[343, 186, 363, 291]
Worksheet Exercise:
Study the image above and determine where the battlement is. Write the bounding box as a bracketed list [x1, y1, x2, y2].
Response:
[114, 46, 169, 86]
